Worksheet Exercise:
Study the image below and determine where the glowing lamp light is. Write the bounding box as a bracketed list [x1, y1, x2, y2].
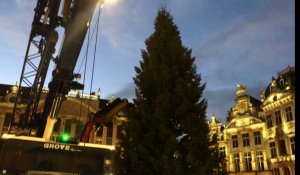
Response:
[104, 159, 111, 165]
[60, 133, 70, 142]
[99, 0, 105, 8]
[103, 0, 119, 6]
[1, 134, 8, 138]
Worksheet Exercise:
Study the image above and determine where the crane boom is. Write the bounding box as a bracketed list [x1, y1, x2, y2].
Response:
[10, 0, 61, 133]
[36, 0, 99, 139]
[11, 0, 101, 140]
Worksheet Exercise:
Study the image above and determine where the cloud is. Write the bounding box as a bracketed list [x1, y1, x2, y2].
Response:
[96, 0, 154, 57]
[204, 83, 264, 123]
[0, 1, 34, 52]
[197, 2, 293, 55]
[0, 1, 36, 84]
[197, 1, 294, 123]
[204, 87, 235, 122]
[105, 82, 135, 101]
[195, 0, 294, 88]
[167, 0, 205, 16]
[96, 0, 206, 59]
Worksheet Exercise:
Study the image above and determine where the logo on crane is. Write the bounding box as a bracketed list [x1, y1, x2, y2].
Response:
[44, 143, 81, 152]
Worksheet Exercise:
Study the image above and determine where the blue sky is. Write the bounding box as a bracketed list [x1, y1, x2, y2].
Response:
[0, 0, 295, 123]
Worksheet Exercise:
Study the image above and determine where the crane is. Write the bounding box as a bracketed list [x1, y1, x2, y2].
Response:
[0, 1, 121, 174]
[10, 0, 103, 140]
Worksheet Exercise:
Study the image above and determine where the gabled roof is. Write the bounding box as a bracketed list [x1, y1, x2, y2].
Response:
[263, 67, 295, 99]
[95, 98, 128, 118]
[235, 94, 261, 107]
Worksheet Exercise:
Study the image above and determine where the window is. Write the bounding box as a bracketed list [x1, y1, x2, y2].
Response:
[244, 152, 252, 172]
[63, 119, 83, 137]
[219, 146, 226, 156]
[242, 133, 250, 147]
[234, 153, 240, 173]
[232, 135, 238, 148]
[279, 139, 287, 155]
[64, 119, 72, 133]
[266, 114, 273, 128]
[285, 106, 293, 122]
[107, 126, 113, 137]
[220, 135, 224, 141]
[270, 142, 277, 158]
[221, 161, 227, 173]
[290, 137, 295, 155]
[0, 116, 4, 131]
[254, 131, 261, 145]
[284, 167, 291, 175]
[4, 113, 13, 127]
[256, 151, 264, 171]
[274, 168, 280, 175]
[275, 110, 282, 125]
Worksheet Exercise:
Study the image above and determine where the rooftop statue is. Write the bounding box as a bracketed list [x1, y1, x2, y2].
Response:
[236, 84, 247, 95]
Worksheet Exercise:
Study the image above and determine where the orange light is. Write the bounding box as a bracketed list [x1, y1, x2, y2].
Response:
[104, 159, 111, 165]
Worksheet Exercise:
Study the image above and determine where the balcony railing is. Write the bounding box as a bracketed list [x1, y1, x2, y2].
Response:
[271, 155, 292, 163]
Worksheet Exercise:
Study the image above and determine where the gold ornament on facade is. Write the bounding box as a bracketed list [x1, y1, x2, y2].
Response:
[270, 77, 278, 92]
[11, 82, 19, 94]
[236, 84, 247, 95]
[260, 89, 265, 102]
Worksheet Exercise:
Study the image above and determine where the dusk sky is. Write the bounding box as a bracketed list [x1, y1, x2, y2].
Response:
[0, 0, 295, 123]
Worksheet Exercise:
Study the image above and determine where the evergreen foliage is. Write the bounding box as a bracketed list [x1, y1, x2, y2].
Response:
[117, 7, 224, 175]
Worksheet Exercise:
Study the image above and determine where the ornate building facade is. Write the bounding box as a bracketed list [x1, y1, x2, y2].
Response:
[0, 84, 128, 148]
[208, 67, 295, 175]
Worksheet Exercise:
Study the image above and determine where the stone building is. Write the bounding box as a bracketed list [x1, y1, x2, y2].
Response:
[208, 67, 295, 175]
[260, 66, 295, 175]
[0, 83, 128, 148]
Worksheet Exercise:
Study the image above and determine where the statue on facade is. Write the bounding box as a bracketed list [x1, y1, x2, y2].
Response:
[97, 88, 101, 98]
[279, 75, 285, 88]
[260, 89, 265, 102]
[236, 84, 247, 95]
[270, 77, 278, 92]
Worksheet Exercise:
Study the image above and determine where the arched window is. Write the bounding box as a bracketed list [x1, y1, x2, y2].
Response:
[244, 152, 252, 171]
[274, 168, 280, 175]
[256, 151, 264, 171]
[234, 153, 240, 172]
[284, 167, 290, 175]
